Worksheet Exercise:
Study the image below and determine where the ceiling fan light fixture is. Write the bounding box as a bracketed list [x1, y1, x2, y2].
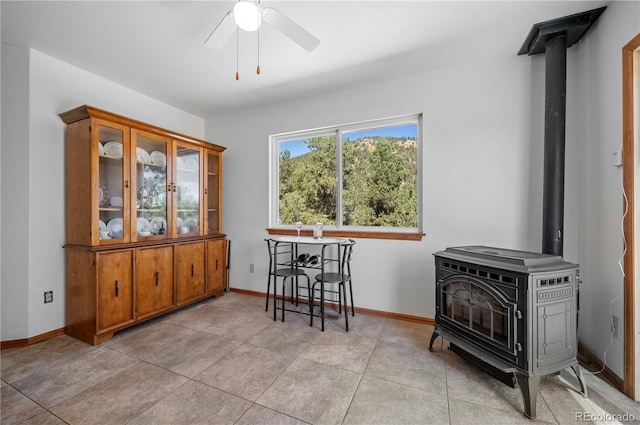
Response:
[234, 1, 262, 32]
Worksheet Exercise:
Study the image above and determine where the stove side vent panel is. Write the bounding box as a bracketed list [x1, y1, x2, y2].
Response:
[531, 273, 577, 374]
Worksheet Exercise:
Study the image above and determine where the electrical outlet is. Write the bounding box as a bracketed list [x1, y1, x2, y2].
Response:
[44, 291, 53, 304]
[612, 315, 620, 338]
[249, 263, 254, 273]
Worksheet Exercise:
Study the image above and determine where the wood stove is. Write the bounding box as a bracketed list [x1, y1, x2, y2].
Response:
[430, 246, 587, 418]
[428, 7, 607, 419]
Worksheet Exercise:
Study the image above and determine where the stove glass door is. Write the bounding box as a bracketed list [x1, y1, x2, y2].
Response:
[440, 275, 518, 358]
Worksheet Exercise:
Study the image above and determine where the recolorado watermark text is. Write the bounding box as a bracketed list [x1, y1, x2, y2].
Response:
[575, 412, 636, 422]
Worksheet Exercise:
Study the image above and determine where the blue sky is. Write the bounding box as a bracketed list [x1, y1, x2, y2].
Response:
[279, 139, 312, 158]
[345, 123, 417, 140]
[280, 123, 417, 158]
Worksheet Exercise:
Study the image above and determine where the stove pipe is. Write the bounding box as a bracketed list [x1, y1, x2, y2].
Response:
[518, 7, 606, 257]
[542, 35, 567, 256]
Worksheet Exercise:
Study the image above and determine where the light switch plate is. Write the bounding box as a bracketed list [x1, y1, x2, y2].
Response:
[612, 150, 623, 167]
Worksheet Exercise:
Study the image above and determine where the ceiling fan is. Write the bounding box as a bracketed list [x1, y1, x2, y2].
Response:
[203, 0, 320, 52]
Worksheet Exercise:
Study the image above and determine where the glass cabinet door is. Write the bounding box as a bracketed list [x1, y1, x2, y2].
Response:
[205, 150, 221, 234]
[174, 143, 202, 237]
[132, 130, 169, 241]
[97, 122, 129, 244]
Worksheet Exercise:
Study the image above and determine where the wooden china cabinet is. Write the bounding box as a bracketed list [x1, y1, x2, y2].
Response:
[60, 105, 227, 345]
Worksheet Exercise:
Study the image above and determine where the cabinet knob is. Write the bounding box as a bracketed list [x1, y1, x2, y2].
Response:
[125, 180, 129, 188]
[155, 271, 159, 286]
[191, 264, 194, 277]
[115, 280, 119, 297]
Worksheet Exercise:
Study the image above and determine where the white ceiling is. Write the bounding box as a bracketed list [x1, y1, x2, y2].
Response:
[2, 0, 609, 117]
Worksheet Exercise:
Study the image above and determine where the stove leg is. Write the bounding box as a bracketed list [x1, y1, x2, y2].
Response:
[570, 363, 588, 397]
[515, 373, 540, 419]
[429, 330, 439, 352]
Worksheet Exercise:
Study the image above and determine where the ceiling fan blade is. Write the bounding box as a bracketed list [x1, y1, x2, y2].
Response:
[204, 10, 236, 50]
[261, 7, 320, 52]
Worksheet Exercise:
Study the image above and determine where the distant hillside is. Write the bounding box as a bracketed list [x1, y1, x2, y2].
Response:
[349, 136, 418, 152]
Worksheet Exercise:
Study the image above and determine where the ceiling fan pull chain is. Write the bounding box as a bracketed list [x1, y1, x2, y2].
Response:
[236, 29, 240, 80]
[257, 26, 261, 75]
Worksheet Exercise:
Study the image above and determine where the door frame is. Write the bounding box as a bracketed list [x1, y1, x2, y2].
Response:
[622, 32, 639, 400]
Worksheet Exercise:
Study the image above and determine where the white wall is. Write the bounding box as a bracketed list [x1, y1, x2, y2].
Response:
[207, 52, 539, 318]
[0, 45, 205, 341]
[573, 1, 640, 380]
[207, 1, 638, 380]
[1, 43, 31, 340]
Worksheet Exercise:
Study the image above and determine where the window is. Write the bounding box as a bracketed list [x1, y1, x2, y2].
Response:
[270, 114, 422, 236]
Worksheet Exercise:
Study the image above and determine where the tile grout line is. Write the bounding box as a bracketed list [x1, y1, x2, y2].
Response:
[338, 317, 388, 425]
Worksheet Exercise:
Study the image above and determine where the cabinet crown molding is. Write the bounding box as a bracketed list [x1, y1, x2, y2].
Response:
[59, 105, 226, 152]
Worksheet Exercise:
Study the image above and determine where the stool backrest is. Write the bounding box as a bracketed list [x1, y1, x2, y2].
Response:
[341, 239, 356, 276]
[265, 238, 295, 272]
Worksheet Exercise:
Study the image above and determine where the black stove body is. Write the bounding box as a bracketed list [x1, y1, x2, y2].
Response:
[428, 6, 607, 420]
[429, 246, 587, 419]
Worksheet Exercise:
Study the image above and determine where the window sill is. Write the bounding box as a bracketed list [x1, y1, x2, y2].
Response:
[266, 228, 424, 241]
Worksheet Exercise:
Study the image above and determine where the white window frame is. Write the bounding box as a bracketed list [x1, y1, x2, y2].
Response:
[269, 113, 423, 234]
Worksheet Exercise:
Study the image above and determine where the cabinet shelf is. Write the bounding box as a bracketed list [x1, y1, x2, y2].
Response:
[136, 160, 165, 168]
[99, 154, 123, 161]
[99, 207, 122, 211]
[136, 208, 165, 213]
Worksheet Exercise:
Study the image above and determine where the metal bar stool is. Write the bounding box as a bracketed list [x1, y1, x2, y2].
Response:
[310, 239, 355, 331]
[265, 238, 310, 321]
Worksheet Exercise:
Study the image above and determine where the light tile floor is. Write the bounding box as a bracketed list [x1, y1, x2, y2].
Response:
[2, 292, 639, 424]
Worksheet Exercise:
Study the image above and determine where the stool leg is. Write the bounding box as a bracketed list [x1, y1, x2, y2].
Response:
[281, 277, 287, 322]
[310, 281, 316, 327]
[306, 277, 311, 317]
[272, 275, 277, 322]
[342, 282, 349, 331]
[348, 280, 355, 316]
[320, 280, 325, 331]
[265, 274, 271, 311]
